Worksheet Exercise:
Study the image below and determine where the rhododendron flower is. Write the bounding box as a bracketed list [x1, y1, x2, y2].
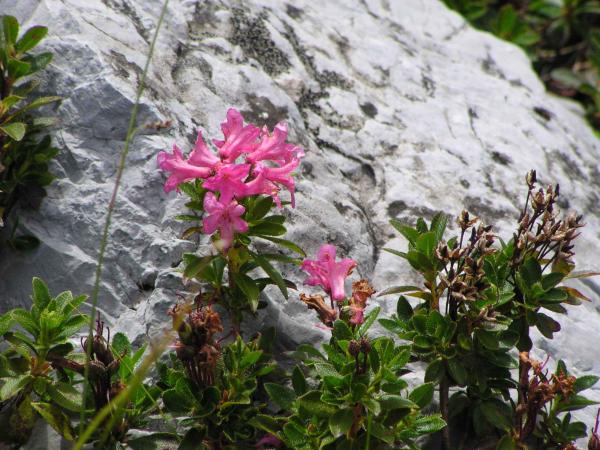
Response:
[203, 163, 251, 203]
[157, 144, 213, 192]
[301, 244, 357, 301]
[349, 305, 365, 325]
[202, 192, 248, 251]
[213, 108, 261, 162]
[246, 122, 305, 165]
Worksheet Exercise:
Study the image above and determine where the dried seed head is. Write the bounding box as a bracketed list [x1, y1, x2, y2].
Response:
[349, 340, 361, 357]
[526, 169, 536, 188]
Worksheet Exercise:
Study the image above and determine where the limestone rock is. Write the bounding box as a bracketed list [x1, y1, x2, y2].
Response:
[2, 0, 600, 445]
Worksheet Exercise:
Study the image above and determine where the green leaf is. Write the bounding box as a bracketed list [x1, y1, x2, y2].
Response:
[520, 257, 542, 286]
[416, 232, 437, 258]
[332, 320, 353, 341]
[430, 212, 447, 242]
[178, 428, 204, 450]
[249, 222, 286, 236]
[9, 96, 61, 117]
[535, 312, 561, 339]
[541, 272, 565, 290]
[297, 390, 337, 417]
[292, 365, 307, 395]
[496, 434, 518, 450]
[475, 329, 499, 350]
[409, 382, 434, 408]
[31, 277, 51, 311]
[11, 308, 39, 336]
[0, 122, 26, 141]
[182, 254, 215, 279]
[16, 25, 48, 53]
[447, 358, 467, 386]
[31, 402, 75, 441]
[252, 252, 288, 299]
[390, 219, 419, 244]
[412, 414, 447, 435]
[254, 235, 306, 256]
[47, 382, 83, 412]
[0, 374, 32, 400]
[248, 196, 274, 221]
[55, 314, 88, 341]
[265, 383, 296, 411]
[379, 395, 418, 410]
[232, 272, 260, 311]
[2, 16, 19, 45]
[377, 285, 422, 297]
[239, 349, 262, 369]
[573, 375, 599, 393]
[425, 359, 444, 383]
[248, 414, 281, 437]
[111, 332, 131, 356]
[480, 399, 513, 431]
[396, 296, 413, 321]
[127, 433, 180, 450]
[329, 408, 354, 437]
[555, 394, 598, 413]
[358, 306, 380, 335]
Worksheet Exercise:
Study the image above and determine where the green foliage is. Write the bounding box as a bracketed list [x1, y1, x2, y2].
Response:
[177, 180, 302, 328]
[380, 173, 597, 448]
[255, 311, 445, 449]
[0, 278, 88, 446]
[0, 15, 60, 247]
[442, 0, 600, 135]
[158, 334, 275, 449]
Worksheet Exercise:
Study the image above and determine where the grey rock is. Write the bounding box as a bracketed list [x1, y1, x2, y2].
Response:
[2, 0, 600, 447]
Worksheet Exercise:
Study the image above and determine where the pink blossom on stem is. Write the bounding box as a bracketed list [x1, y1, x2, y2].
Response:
[246, 158, 300, 207]
[202, 192, 248, 251]
[349, 305, 365, 325]
[188, 131, 221, 168]
[157, 144, 212, 192]
[203, 163, 251, 203]
[213, 108, 261, 163]
[246, 122, 304, 164]
[301, 244, 357, 301]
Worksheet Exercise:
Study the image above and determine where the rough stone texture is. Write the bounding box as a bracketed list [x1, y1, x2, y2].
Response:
[2, 0, 600, 445]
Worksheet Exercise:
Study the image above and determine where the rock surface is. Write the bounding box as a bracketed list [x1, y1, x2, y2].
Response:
[2, 0, 600, 444]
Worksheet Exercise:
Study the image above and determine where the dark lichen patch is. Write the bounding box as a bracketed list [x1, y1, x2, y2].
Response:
[286, 4, 303, 19]
[460, 179, 470, 188]
[533, 106, 553, 121]
[387, 200, 407, 218]
[491, 151, 512, 166]
[231, 8, 291, 76]
[342, 163, 376, 187]
[109, 50, 133, 79]
[101, 0, 149, 42]
[481, 54, 506, 79]
[282, 22, 351, 90]
[464, 196, 511, 222]
[360, 102, 378, 118]
[333, 200, 352, 216]
[549, 150, 586, 180]
[241, 94, 288, 129]
[421, 72, 436, 97]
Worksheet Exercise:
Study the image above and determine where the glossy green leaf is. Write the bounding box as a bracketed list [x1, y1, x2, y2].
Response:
[31, 402, 75, 441]
[15, 25, 48, 53]
[0, 122, 26, 141]
[329, 408, 354, 437]
[252, 252, 288, 299]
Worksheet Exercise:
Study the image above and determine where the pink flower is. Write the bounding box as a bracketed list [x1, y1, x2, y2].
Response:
[203, 163, 251, 203]
[213, 108, 261, 163]
[244, 158, 301, 207]
[202, 192, 248, 251]
[255, 434, 283, 448]
[301, 244, 357, 301]
[246, 122, 304, 165]
[157, 144, 212, 193]
[349, 305, 365, 325]
[188, 131, 221, 168]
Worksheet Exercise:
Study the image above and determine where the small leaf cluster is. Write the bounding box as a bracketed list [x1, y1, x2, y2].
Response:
[0, 15, 60, 248]
[442, 0, 600, 134]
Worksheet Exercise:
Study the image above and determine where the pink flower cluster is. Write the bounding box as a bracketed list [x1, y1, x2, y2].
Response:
[157, 109, 304, 250]
[301, 245, 357, 302]
[301, 245, 375, 326]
